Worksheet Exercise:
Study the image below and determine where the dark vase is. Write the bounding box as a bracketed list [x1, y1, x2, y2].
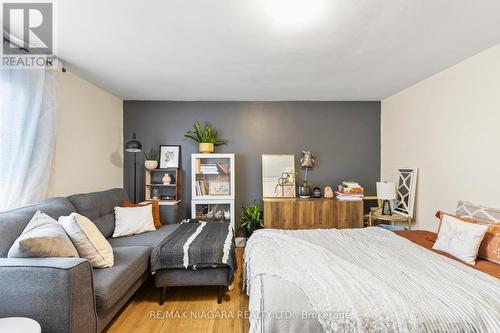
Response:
[246, 223, 261, 238]
[298, 186, 312, 198]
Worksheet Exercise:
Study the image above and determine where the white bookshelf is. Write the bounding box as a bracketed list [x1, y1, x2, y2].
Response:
[191, 153, 235, 229]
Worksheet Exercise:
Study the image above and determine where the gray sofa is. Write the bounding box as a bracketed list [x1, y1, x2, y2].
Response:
[0, 188, 178, 333]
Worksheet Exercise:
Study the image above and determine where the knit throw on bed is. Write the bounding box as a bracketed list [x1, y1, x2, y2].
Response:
[244, 227, 500, 333]
[151, 221, 235, 279]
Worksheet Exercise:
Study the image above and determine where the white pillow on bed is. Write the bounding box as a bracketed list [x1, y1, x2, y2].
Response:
[432, 214, 488, 265]
[113, 205, 155, 238]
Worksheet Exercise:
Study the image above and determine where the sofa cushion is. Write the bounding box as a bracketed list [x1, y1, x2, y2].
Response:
[8, 211, 79, 258]
[68, 188, 129, 238]
[0, 197, 75, 257]
[60, 213, 114, 268]
[93, 246, 150, 313]
[113, 206, 156, 238]
[108, 224, 179, 249]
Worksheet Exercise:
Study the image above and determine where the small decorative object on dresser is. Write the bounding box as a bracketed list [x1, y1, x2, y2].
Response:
[313, 187, 322, 198]
[159, 145, 180, 168]
[298, 180, 312, 198]
[323, 186, 334, 198]
[298, 151, 315, 199]
[184, 121, 227, 154]
[144, 148, 158, 170]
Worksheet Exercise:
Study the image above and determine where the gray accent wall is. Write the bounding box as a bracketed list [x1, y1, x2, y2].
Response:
[123, 101, 380, 223]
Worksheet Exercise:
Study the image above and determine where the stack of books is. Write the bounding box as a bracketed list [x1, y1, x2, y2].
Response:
[335, 181, 364, 201]
[199, 164, 219, 175]
[195, 180, 207, 196]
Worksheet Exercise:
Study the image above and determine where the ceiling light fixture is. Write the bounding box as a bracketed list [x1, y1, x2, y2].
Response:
[263, 0, 326, 26]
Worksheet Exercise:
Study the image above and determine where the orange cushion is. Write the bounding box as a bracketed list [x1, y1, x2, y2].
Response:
[435, 211, 500, 265]
[123, 200, 161, 228]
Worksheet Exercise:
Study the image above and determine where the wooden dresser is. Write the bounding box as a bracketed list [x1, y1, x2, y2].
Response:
[263, 198, 364, 230]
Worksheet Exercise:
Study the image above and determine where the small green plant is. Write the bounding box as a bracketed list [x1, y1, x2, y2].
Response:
[184, 121, 227, 145]
[239, 203, 263, 232]
[301, 180, 311, 187]
[144, 148, 158, 160]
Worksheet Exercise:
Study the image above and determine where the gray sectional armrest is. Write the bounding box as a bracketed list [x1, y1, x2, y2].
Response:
[0, 258, 97, 333]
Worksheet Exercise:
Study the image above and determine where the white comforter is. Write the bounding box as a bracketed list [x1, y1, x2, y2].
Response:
[244, 227, 500, 333]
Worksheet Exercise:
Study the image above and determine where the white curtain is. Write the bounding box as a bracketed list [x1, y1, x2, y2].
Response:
[0, 69, 58, 211]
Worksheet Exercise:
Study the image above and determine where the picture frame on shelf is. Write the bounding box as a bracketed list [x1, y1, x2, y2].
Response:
[209, 180, 230, 196]
[159, 145, 180, 169]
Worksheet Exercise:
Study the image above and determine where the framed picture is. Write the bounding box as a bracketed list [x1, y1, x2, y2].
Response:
[159, 145, 180, 169]
[209, 181, 230, 195]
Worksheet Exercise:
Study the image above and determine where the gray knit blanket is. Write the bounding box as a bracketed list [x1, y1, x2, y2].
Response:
[151, 221, 235, 280]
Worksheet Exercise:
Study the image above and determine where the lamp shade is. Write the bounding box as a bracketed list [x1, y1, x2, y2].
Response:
[125, 133, 142, 153]
[376, 182, 396, 200]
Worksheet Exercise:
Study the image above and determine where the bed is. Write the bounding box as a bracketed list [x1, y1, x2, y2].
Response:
[244, 227, 500, 333]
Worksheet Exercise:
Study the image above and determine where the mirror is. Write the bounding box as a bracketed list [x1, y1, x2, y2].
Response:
[394, 168, 418, 218]
[262, 154, 296, 198]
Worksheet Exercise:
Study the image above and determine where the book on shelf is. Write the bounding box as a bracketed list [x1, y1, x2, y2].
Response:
[336, 195, 363, 201]
[199, 163, 219, 175]
[337, 182, 364, 194]
[195, 180, 208, 196]
[217, 162, 229, 175]
[335, 191, 363, 198]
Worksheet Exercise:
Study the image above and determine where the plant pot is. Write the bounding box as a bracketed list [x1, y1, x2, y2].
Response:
[144, 160, 158, 170]
[246, 224, 262, 238]
[298, 186, 312, 199]
[199, 142, 214, 154]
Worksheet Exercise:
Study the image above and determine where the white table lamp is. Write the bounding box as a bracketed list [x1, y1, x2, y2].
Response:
[376, 182, 396, 215]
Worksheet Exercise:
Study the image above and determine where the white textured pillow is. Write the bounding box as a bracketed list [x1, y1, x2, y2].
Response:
[8, 211, 79, 258]
[59, 213, 114, 268]
[433, 214, 488, 265]
[113, 205, 155, 238]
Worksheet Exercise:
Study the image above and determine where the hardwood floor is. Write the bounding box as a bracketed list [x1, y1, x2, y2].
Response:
[104, 248, 249, 333]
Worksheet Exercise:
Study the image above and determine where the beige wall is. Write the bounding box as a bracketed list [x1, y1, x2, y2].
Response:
[49, 71, 123, 197]
[381, 43, 500, 231]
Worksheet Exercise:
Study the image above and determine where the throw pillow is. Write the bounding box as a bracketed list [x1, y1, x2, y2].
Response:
[7, 211, 79, 258]
[435, 211, 500, 264]
[123, 200, 161, 227]
[433, 214, 489, 265]
[60, 213, 114, 268]
[113, 205, 156, 238]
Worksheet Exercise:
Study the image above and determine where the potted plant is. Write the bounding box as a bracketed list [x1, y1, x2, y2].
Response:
[298, 180, 312, 198]
[184, 121, 227, 153]
[238, 203, 263, 238]
[144, 148, 158, 170]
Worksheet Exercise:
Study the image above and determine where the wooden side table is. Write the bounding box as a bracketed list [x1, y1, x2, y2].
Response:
[369, 207, 413, 230]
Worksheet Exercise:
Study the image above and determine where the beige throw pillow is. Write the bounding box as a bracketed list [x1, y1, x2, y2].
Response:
[433, 214, 489, 265]
[60, 213, 114, 268]
[113, 205, 155, 238]
[8, 211, 79, 258]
